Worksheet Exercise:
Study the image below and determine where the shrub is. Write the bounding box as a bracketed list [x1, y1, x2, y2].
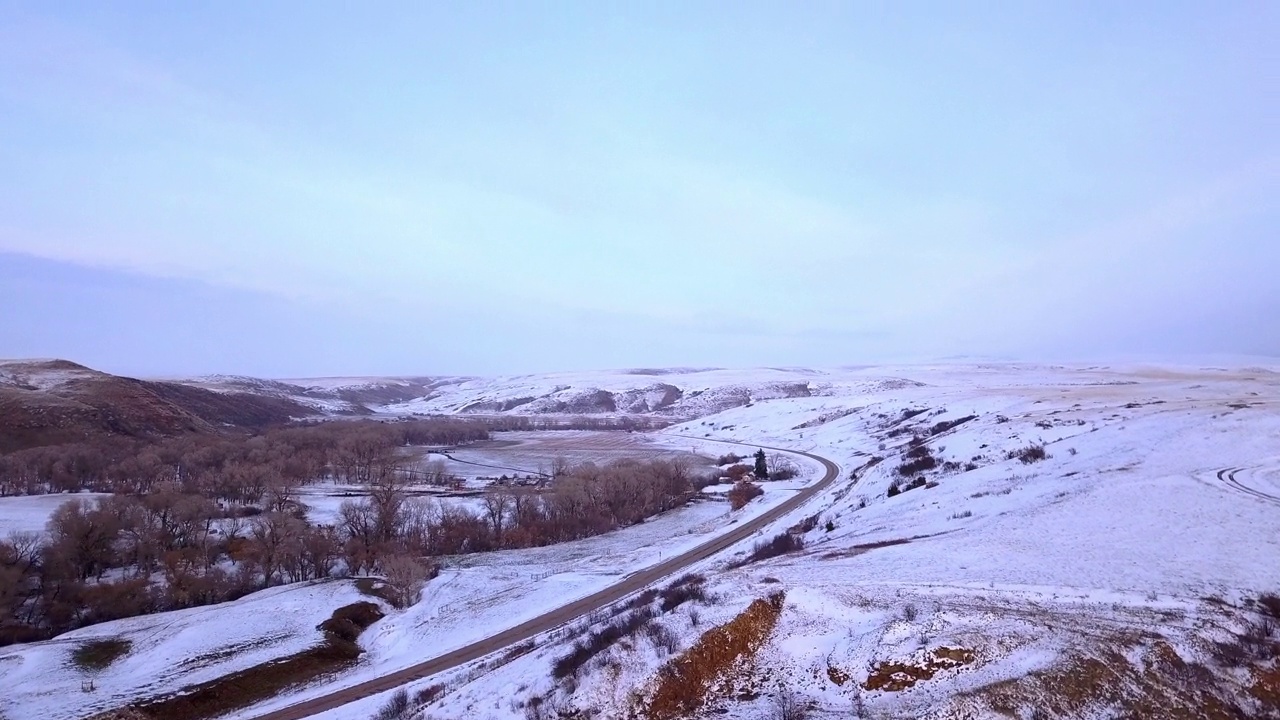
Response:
[552, 607, 655, 678]
[770, 466, 799, 481]
[71, 638, 131, 672]
[372, 689, 410, 720]
[1212, 616, 1278, 667]
[896, 444, 938, 476]
[929, 415, 976, 436]
[887, 481, 901, 498]
[1008, 444, 1048, 464]
[623, 588, 661, 611]
[789, 513, 819, 534]
[902, 604, 918, 622]
[644, 622, 681, 654]
[732, 533, 805, 567]
[1258, 592, 1280, 620]
[728, 481, 763, 510]
[663, 586, 708, 612]
[824, 519, 835, 533]
[772, 688, 809, 720]
[319, 602, 385, 644]
[716, 453, 742, 466]
[661, 575, 708, 612]
[413, 683, 444, 705]
[724, 464, 754, 481]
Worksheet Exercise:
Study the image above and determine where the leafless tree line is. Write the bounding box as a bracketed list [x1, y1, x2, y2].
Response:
[0, 453, 705, 646]
[0, 418, 489, 497]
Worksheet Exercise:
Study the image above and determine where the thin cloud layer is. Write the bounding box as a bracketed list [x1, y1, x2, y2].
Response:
[1, 4, 1275, 375]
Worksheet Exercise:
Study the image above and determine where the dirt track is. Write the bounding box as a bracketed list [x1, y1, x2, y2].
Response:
[247, 440, 840, 720]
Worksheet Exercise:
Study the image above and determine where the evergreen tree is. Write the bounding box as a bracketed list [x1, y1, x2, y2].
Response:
[753, 449, 770, 479]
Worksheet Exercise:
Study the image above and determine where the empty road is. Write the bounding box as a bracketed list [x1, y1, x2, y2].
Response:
[248, 440, 840, 720]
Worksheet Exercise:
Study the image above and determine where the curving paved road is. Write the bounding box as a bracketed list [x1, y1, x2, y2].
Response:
[246, 441, 840, 720]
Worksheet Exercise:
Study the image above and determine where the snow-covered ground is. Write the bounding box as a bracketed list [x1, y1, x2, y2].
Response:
[296, 482, 491, 525]
[0, 580, 373, 720]
[0, 432, 820, 720]
[325, 362, 1280, 720]
[434, 430, 716, 479]
[6, 362, 1279, 719]
[0, 492, 113, 536]
[233, 455, 819, 719]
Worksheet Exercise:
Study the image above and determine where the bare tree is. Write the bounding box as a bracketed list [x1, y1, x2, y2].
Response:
[767, 454, 800, 481]
[338, 500, 379, 574]
[772, 687, 807, 720]
[480, 492, 512, 545]
[381, 555, 433, 608]
[550, 455, 570, 479]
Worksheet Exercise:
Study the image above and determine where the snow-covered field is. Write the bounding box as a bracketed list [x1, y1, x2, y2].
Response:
[0, 492, 112, 536]
[297, 482, 491, 525]
[318, 362, 1280, 720]
[0, 580, 373, 720]
[0, 432, 819, 720]
[4, 362, 1279, 719]
[433, 430, 716, 479]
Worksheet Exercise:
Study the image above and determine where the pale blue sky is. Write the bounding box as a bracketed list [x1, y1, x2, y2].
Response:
[1, 2, 1276, 376]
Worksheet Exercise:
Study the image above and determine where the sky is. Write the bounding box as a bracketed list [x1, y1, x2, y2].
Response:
[1, 2, 1276, 377]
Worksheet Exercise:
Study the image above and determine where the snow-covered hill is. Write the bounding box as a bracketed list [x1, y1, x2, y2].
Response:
[4, 361, 1279, 719]
[325, 362, 1280, 719]
[178, 366, 928, 421]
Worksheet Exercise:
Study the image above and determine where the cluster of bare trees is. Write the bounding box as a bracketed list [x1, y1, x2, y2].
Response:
[0, 451, 706, 646]
[335, 458, 701, 559]
[0, 486, 352, 645]
[0, 418, 489, 497]
[0, 418, 490, 645]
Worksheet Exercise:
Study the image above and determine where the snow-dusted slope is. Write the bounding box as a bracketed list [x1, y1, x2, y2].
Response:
[326, 362, 1280, 720]
[6, 362, 1279, 719]
[169, 366, 926, 420]
[376, 366, 922, 419]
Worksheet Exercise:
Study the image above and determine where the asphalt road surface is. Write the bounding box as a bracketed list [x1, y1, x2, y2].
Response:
[248, 440, 841, 720]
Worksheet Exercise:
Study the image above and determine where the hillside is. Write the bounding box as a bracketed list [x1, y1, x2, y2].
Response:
[2, 361, 1278, 719]
[0, 360, 313, 452]
[173, 366, 925, 421]
[367, 362, 1280, 719]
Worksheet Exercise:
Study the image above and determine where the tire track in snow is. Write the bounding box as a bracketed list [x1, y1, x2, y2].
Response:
[1215, 466, 1280, 507]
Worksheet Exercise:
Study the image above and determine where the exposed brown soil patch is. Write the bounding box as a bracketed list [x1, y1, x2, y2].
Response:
[975, 641, 1248, 720]
[863, 646, 975, 691]
[645, 591, 785, 720]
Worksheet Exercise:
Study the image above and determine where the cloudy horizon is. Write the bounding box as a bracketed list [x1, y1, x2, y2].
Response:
[2, 3, 1275, 377]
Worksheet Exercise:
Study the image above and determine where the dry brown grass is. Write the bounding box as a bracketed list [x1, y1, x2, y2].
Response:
[72, 638, 132, 672]
[645, 591, 785, 720]
[1252, 664, 1280, 710]
[973, 640, 1249, 720]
